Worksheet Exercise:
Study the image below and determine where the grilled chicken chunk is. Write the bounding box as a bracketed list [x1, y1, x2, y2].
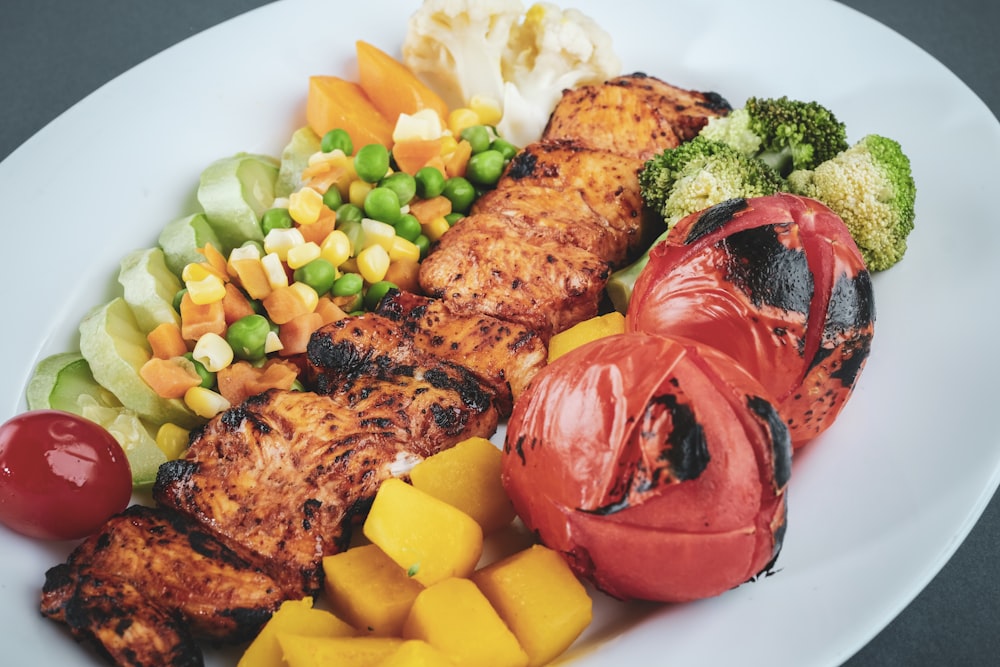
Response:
[41, 505, 284, 666]
[154, 384, 495, 596]
[419, 215, 610, 340]
[543, 72, 731, 159]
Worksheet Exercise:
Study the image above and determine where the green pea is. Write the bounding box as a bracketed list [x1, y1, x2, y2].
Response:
[414, 233, 431, 259]
[444, 212, 464, 226]
[490, 138, 518, 161]
[363, 186, 402, 224]
[442, 176, 476, 214]
[364, 280, 398, 311]
[320, 128, 353, 155]
[226, 314, 271, 361]
[380, 171, 417, 205]
[322, 187, 343, 210]
[336, 203, 364, 223]
[415, 166, 445, 199]
[183, 353, 215, 389]
[332, 272, 364, 297]
[466, 149, 505, 187]
[261, 207, 293, 234]
[293, 258, 337, 295]
[172, 288, 188, 312]
[459, 125, 491, 154]
[395, 214, 423, 243]
[354, 143, 390, 183]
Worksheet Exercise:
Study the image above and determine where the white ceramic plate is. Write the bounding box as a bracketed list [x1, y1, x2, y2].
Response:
[2, 0, 999, 665]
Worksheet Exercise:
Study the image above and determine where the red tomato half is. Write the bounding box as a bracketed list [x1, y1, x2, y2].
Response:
[627, 194, 875, 447]
[0, 410, 132, 541]
[503, 333, 792, 603]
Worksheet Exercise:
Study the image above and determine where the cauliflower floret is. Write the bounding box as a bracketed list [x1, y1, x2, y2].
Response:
[403, 0, 621, 147]
[402, 0, 524, 111]
[498, 3, 621, 145]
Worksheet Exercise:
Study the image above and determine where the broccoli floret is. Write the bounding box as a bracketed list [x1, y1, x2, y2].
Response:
[700, 96, 849, 177]
[787, 134, 916, 271]
[606, 137, 786, 312]
[639, 136, 786, 228]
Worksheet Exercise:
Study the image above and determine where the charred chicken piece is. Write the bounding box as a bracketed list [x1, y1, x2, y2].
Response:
[418, 214, 610, 340]
[373, 289, 548, 410]
[41, 504, 285, 666]
[154, 385, 496, 597]
[543, 72, 732, 159]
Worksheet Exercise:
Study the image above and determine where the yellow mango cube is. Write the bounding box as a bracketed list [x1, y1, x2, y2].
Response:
[402, 577, 528, 667]
[379, 639, 457, 667]
[547, 311, 626, 363]
[472, 545, 593, 667]
[278, 635, 404, 667]
[409, 436, 516, 535]
[363, 478, 483, 587]
[323, 543, 424, 636]
[237, 597, 354, 667]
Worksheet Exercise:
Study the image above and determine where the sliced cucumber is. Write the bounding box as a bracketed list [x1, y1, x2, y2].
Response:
[276, 126, 322, 198]
[78, 396, 167, 488]
[25, 352, 168, 488]
[118, 247, 183, 333]
[79, 297, 202, 429]
[197, 152, 280, 251]
[26, 352, 119, 412]
[158, 212, 221, 277]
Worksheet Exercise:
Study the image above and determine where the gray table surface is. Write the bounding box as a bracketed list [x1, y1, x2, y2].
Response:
[2, 1, 998, 665]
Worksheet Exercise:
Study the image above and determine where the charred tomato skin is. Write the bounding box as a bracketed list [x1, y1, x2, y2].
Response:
[502, 333, 791, 603]
[0, 410, 132, 541]
[627, 194, 875, 447]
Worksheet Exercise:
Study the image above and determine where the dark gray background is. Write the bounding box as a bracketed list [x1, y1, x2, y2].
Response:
[2, 1, 997, 664]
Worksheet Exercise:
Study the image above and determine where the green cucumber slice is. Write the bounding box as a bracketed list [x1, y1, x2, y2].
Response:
[197, 152, 280, 251]
[118, 247, 183, 333]
[158, 212, 221, 277]
[79, 297, 202, 429]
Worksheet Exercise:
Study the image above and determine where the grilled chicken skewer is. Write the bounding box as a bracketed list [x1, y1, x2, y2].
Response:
[419, 74, 730, 340]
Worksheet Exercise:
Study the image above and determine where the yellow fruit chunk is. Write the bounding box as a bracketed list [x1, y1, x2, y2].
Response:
[379, 639, 456, 667]
[323, 543, 424, 636]
[402, 577, 528, 667]
[546, 311, 626, 362]
[409, 436, 515, 535]
[363, 478, 483, 587]
[238, 597, 354, 667]
[472, 544, 593, 666]
[278, 635, 404, 667]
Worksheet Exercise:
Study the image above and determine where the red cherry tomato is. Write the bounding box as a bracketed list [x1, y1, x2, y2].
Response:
[0, 410, 132, 541]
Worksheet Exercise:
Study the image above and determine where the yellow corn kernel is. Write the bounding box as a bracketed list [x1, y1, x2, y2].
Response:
[261, 252, 289, 289]
[264, 227, 305, 261]
[320, 229, 352, 267]
[289, 186, 325, 225]
[184, 386, 231, 419]
[361, 218, 396, 253]
[155, 423, 190, 460]
[349, 179, 374, 209]
[388, 235, 421, 264]
[287, 241, 322, 270]
[182, 261, 222, 283]
[356, 244, 390, 284]
[191, 331, 234, 373]
[448, 107, 480, 137]
[289, 281, 319, 313]
[186, 273, 227, 305]
[469, 95, 502, 126]
[227, 243, 262, 273]
[264, 330, 284, 354]
[422, 216, 451, 243]
[438, 133, 459, 156]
